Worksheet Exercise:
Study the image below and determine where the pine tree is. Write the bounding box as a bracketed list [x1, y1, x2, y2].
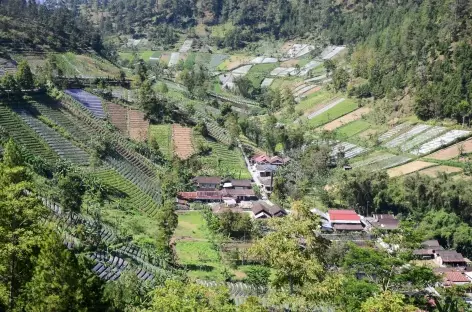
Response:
[15, 60, 35, 90]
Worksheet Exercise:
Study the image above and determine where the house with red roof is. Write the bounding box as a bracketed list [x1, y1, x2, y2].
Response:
[328, 209, 364, 232]
[442, 271, 471, 286]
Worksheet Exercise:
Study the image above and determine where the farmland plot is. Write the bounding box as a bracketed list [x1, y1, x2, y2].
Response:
[285, 44, 314, 58]
[250, 57, 278, 64]
[168, 52, 180, 67]
[261, 78, 274, 88]
[172, 124, 194, 159]
[179, 39, 193, 53]
[232, 65, 253, 75]
[107, 103, 128, 135]
[209, 54, 229, 69]
[323, 107, 370, 131]
[351, 153, 396, 168]
[0, 105, 57, 161]
[307, 98, 345, 120]
[320, 46, 346, 60]
[378, 123, 410, 142]
[128, 109, 149, 142]
[149, 125, 172, 159]
[387, 161, 436, 178]
[298, 60, 322, 76]
[13, 108, 89, 165]
[383, 124, 431, 148]
[427, 138, 472, 160]
[402, 126, 447, 152]
[270, 67, 298, 77]
[330, 142, 368, 159]
[418, 165, 463, 177]
[64, 89, 106, 119]
[410, 130, 471, 156]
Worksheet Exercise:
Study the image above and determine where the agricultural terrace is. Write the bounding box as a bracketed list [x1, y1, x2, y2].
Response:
[387, 160, 436, 178]
[417, 165, 463, 177]
[295, 89, 334, 115]
[193, 134, 251, 179]
[217, 55, 252, 71]
[322, 107, 371, 131]
[107, 102, 128, 135]
[427, 138, 472, 160]
[334, 119, 372, 140]
[0, 105, 58, 161]
[57, 53, 121, 77]
[94, 169, 160, 216]
[128, 109, 149, 142]
[246, 63, 279, 88]
[172, 124, 194, 159]
[309, 98, 358, 128]
[149, 125, 172, 159]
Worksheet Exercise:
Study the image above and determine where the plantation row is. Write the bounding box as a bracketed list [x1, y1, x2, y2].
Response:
[196, 280, 264, 298]
[29, 96, 92, 143]
[94, 169, 160, 216]
[0, 105, 58, 161]
[39, 195, 173, 283]
[61, 93, 161, 178]
[12, 107, 90, 166]
[107, 156, 161, 203]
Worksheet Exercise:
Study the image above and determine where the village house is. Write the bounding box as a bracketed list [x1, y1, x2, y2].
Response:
[442, 271, 471, 286]
[222, 179, 253, 190]
[328, 209, 364, 232]
[370, 214, 400, 230]
[251, 201, 287, 219]
[435, 250, 468, 267]
[177, 189, 257, 205]
[193, 176, 221, 190]
[255, 164, 278, 178]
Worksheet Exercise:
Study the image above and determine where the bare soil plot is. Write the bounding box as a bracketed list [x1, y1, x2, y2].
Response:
[172, 124, 194, 159]
[304, 86, 322, 97]
[280, 59, 300, 67]
[107, 103, 128, 135]
[418, 165, 463, 177]
[128, 110, 149, 142]
[427, 138, 472, 160]
[223, 55, 253, 71]
[322, 107, 371, 131]
[387, 161, 436, 178]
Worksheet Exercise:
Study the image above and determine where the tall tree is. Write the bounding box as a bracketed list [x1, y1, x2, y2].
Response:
[0, 140, 47, 310]
[15, 60, 35, 89]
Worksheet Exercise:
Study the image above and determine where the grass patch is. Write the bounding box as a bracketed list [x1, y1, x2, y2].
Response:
[175, 241, 223, 280]
[246, 63, 278, 88]
[149, 124, 172, 159]
[210, 22, 235, 38]
[335, 119, 371, 139]
[174, 211, 207, 239]
[309, 98, 359, 128]
[194, 134, 251, 179]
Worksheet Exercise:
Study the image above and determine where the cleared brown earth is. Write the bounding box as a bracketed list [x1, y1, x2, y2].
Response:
[417, 165, 463, 177]
[427, 139, 472, 160]
[322, 107, 371, 131]
[172, 124, 194, 159]
[387, 161, 436, 178]
[107, 103, 128, 135]
[128, 110, 149, 142]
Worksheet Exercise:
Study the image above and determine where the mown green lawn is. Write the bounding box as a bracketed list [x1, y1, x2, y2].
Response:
[309, 98, 359, 128]
[149, 124, 172, 159]
[335, 119, 371, 139]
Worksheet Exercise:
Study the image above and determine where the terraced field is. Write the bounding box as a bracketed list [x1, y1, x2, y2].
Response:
[309, 98, 358, 128]
[193, 134, 251, 179]
[128, 109, 149, 142]
[0, 105, 58, 161]
[95, 169, 159, 216]
[12, 107, 90, 165]
[149, 125, 172, 159]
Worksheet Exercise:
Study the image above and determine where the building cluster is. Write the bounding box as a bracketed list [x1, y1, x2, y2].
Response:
[250, 154, 289, 193]
[413, 240, 472, 286]
[176, 176, 286, 219]
[313, 208, 400, 233]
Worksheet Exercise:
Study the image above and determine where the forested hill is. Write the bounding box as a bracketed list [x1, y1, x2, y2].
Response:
[325, 0, 472, 122]
[0, 0, 105, 53]
[80, 0, 472, 123]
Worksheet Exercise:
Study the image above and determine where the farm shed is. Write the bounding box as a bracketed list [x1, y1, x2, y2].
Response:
[251, 201, 287, 219]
